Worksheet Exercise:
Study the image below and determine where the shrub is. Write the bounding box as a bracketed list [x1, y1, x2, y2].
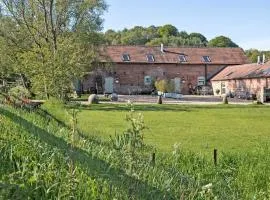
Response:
[155, 79, 175, 93]
[8, 86, 31, 99]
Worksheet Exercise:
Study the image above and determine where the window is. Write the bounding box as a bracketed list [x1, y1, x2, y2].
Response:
[221, 82, 226, 94]
[197, 76, 205, 86]
[146, 54, 155, 62]
[202, 56, 211, 63]
[179, 55, 187, 63]
[122, 53, 130, 61]
[144, 76, 152, 85]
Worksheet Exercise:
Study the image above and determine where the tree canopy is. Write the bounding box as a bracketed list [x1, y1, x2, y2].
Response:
[0, 0, 107, 99]
[158, 24, 178, 37]
[245, 49, 270, 63]
[103, 25, 210, 47]
[208, 36, 239, 48]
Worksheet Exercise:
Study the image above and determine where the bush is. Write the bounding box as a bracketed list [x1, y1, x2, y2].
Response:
[8, 86, 31, 99]
[8, 86, 31, 104]
[155, 79, 175, 93]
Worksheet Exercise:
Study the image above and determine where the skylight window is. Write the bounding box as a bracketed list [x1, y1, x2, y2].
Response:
[202, 56, 211, 63]
[146, 54, 155, 62]
[179, 55, 187, 63]
[122, 53, 130, 62]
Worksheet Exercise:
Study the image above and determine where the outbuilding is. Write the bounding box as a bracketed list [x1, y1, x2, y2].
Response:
[80, 45, 249, 95]
[211, 61, 270, 102]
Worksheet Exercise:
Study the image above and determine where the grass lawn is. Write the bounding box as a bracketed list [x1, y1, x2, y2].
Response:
[44, 102, 270, 154]
[70, 104, 270, 154]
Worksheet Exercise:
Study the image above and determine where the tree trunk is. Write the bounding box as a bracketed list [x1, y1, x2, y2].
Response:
[157, 95, 162, 104]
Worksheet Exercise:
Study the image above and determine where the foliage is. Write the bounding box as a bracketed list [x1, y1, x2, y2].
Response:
[0, 0, 107, 99]
[110, 103, 146, 174]
[104, 25, 243, 48]
[158, 24, 178, 37]
[208, 35, 239, 47]
[104, 25, 208, 47]
[8, 85, 31, 102]
[155, 79, 175, 93]
[245, 49, 270, 63]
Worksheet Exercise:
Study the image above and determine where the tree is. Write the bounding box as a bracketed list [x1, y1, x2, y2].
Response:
[103, 25, 210, 48]
[120, 26, 149, 45]
[104, 29, 121, 45]
[189, 32, 208, 45]
[155, 79, 174, 93]
[0, 0, 107, 99]
[208, 36, 239, 47]
[245, 49, 270, 63]
[178, 31, 189, 39]
[158, 24, 178, 37]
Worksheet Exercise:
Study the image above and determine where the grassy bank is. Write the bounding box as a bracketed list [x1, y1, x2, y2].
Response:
[1, 104, 270, 199]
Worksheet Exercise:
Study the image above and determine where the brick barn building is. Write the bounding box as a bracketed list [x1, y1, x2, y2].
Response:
[211, 61, 270, 101]
[80, 45, 249, 95]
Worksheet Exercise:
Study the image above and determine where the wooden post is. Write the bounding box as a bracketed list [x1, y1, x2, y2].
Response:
[214, 149, 217, 166]
[109, 184, 112, 197]
[150, 152, 155, 166]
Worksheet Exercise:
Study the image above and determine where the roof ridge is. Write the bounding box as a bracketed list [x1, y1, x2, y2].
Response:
[102, 44, 242, 49]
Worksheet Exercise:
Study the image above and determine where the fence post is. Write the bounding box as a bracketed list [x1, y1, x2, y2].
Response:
[150, 152, 155, 166]
[214, 149, 217, 166]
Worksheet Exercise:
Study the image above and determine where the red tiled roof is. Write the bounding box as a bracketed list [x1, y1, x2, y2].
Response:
[211, 62, 270, 81]
[98, 45, 249, 65]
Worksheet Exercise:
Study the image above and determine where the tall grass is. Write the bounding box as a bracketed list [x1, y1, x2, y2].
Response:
[1, 104, 270, 199]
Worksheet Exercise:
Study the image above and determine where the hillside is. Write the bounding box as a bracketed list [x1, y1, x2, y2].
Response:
[1, 104, 270, 199]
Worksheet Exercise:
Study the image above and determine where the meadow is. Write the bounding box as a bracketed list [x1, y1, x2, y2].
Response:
[45, 102, 270, 154]
[1, 102, 270, 199]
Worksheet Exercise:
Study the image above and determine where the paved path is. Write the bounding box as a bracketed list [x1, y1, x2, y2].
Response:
[114, 95, 255, 105]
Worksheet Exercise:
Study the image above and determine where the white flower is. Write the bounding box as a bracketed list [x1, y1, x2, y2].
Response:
[202, 183, 213, 191]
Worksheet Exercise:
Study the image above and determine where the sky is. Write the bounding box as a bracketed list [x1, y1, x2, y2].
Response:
[103, 0, 270, 50]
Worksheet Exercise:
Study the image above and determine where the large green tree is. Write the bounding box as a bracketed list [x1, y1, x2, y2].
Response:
[208, 36, 239, 47]
[158, 24, 178, 37]
[0, 0, 107, 99]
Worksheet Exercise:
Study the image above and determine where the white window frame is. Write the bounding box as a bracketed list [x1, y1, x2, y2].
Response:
[202, 56, 211, 63]
[179, 55, 187, 63]
[197, 76, 205, 86]
[122, 53, 130, 62]
[144, 76, 152, 86]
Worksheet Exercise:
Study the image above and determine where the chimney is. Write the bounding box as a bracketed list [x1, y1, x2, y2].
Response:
[262, 54, 266, 64]
[257, 56, 261, 64]
[160, 43, 164, 53]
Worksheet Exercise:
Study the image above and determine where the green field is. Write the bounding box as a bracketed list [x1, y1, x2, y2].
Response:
[62, 104, 270, 154]
[2, 103, 270, 199]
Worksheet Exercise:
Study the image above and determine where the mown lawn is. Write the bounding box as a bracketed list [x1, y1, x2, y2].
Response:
[64, 103, 270, 154]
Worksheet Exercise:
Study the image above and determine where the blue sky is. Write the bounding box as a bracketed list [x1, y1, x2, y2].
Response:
[103, 0, 270, 50]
